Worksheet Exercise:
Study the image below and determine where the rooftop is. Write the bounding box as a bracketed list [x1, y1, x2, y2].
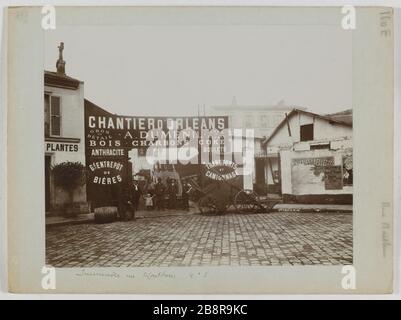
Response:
[263, 108, 353, 146]
[44, 70, 82, 90]
[325, 109, 353, 126]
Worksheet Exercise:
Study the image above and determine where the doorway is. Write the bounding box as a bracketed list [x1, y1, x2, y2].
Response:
[267, 157, 281, 197]
[254, 158, 267, 195]
[45, 155, 51, 212]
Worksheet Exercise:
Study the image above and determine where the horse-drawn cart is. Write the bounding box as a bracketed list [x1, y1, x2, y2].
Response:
[182, 161, 277, 215]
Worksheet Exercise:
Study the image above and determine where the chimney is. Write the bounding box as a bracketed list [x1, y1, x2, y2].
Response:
[56, 42, 66, 75]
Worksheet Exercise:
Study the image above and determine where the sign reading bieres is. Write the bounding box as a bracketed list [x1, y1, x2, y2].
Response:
[89, 160, 124, 185]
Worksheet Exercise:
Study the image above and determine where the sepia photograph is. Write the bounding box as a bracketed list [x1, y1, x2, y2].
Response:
[5, 5, 394, 294]
[43, 13, 353, 268]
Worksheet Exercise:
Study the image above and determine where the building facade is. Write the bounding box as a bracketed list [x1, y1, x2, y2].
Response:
[263, 109, 353, 204]
[44, 43, 88, 214]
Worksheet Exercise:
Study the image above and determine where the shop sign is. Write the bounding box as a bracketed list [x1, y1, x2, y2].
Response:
[205, 160, 237, 181]
[88, 160, 124, 185]
[292, 157, 334, 167]
[85, 102, 228, 150]
[45, 142, 79, 152]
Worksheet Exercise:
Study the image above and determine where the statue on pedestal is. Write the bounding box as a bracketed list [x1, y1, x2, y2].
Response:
[56, 42, 66, 75]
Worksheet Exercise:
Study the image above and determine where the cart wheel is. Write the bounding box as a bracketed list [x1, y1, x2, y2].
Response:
[198, 196, 227, 215]
[234, 189, 260, 213]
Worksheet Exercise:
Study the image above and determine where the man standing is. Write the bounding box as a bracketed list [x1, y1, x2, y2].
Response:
[182, 181, 191, 211]
[154, 178, 165, 211]
[168, 179, 179, 209]
[118, 185, 135, 221]
[132, 180, 142, 211]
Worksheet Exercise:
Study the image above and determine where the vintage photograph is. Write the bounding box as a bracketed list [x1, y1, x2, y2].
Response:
[43, 18, 353, 268]
[5, 3, 395, 294]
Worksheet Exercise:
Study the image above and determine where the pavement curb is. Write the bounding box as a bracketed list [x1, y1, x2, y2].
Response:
[271, 208, 353, 214]
[46, 207, 353, 227]
[46, 218, 94, 228]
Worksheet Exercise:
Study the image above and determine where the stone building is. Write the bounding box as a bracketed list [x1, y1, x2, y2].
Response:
[44, 43, 88, 214]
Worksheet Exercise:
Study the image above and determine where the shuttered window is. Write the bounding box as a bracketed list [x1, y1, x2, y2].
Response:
[44, 94, 50, 137]
[50, 96, 61, 136]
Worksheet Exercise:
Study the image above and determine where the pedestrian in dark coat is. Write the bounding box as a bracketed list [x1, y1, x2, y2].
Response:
[168, 179, 179, 209]
[182, 181, 191, 211]
[154, 178, 166, 210]
[119, 186, 135, 221]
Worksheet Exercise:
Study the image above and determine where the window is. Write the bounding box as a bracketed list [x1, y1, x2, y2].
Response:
[244, 115, 253, 127]
[300, 123, 313, 141]
[44, 94, 50, 137]
[50, 96, 61, 136]
[260, 115, 268, 128]
[310, 143, 329, 150]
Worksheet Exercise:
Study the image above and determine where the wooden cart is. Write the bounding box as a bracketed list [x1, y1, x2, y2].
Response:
[183, 164, 277, 215]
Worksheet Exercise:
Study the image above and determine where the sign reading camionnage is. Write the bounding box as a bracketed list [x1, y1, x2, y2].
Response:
[205, 160, 238, 181]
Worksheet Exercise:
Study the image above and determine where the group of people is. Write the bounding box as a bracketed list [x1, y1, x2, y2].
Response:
[147, 177, 191, 211]
[118, 178, 191, 220]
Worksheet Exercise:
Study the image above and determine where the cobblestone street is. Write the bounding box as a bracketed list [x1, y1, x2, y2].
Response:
[46, 212, 352, 267]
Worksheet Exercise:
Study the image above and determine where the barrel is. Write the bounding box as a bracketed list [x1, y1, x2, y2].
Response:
[94, 206, 118, 224]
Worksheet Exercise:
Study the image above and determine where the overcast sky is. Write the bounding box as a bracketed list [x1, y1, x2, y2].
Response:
[45, 25, 352, 116]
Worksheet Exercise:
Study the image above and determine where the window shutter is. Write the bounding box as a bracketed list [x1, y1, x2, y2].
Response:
[50, 96, 61, 136]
